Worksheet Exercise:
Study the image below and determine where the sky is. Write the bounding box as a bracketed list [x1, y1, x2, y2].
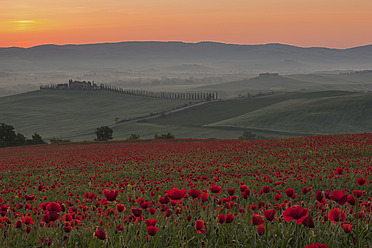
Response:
[1, 0, 371, 48]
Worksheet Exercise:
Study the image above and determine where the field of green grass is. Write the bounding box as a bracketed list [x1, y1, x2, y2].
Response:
[0, 89, 195, 139]
[76, 90, 371, 141]
[206, 92, 372, 135]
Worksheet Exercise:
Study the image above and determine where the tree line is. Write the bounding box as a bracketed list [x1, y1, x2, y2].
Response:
[0, 123, 46, 147]
[41, 82, 218, 101]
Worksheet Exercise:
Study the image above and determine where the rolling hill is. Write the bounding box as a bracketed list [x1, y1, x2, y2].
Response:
[0, 90, 195, 139]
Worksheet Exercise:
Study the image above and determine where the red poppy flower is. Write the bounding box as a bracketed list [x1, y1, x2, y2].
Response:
[149, 207, 156, 215]
[335, 167, 343, 175]
[357, 177, 367, 186]
[262, 186, 270, 194]
[347, 195, 355, 205]
[257, 225, 265, 236]
[201, 192, 209, 202]
[159, 196, 169, 204]
[263, 209, 275, 222]
[188, 189, 202, 199]
[145, 219, 157, 226]
[218, 214, 226, 224]
[274, 194, 282, 201]
[23, 216, 34, 225]
[64, 225, 72, 233]
[62, 214, 73, 221]
[95, 228, 106, 240]
[240, 185, 248, 192]
[210, 185, 222, 194]
[46, 202, 62, 212]
[104, 189, 118, 201]
[342, 223, 353, 233]
[283, 205, 309, 223]
[147, 226, 159, 236]
[328, 208, 346, 224]
[352, 190, 363, 198]
[116, 204, 126, 212]
[251, 213, 265, 226]
[285, 188, 294, 198]
[226, 214, 234, 223]
[316, 191, 324, 202]
[300, 214, 315, 228]
[227, 188, 236, 196]
[195, 220, 207, 234]
[48, 211, 60, 221]
[24, 194, 36, 201]
[331, 190, 347, 205]
[166, 188, 187, 200]
[131, 208, 142, 217]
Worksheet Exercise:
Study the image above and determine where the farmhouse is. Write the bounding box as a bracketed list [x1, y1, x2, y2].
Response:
[68, 79, 98, 89]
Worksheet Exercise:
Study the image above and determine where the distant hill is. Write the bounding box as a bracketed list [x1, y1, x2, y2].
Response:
[1, 41, 372, 73]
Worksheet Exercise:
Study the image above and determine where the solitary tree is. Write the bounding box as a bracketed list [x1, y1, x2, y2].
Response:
[0, 123, 18, 147]
[95, 126, 113, 141]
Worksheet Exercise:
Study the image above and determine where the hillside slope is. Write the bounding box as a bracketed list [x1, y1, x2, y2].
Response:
[0, 90, 193, 139]
[206, 92, 372, 135]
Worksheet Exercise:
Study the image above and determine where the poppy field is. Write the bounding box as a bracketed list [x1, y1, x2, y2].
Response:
[0, 134, 371, 247]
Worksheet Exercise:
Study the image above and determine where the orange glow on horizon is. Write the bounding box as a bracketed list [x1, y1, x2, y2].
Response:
[1, 0, 371, 49]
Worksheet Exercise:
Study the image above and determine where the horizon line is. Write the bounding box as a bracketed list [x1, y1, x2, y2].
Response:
[2, 40, 372, 50]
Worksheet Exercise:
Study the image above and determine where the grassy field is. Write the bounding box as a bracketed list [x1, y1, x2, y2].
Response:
[0, 89, 195, 139]
[76, 90, 371, 141]
[206, 92, 372, 135]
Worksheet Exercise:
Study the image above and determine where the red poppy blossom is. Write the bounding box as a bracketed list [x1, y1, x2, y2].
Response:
[347, 195, 355, 205]
[328, 208, 346, 224]
[285, 188, 294, 198]
[147, 226, 159, 236]
[342, 223, 353, 233]
[95, 228, 106, 240]
[48, 211, 60, 222]
[188, 189, 202, 199]
[195, 220, 207, 234]
[227, 188, 236, 196]
[166, 188, 187, 200]
[149, 207, 156, 215]
[352, 190, 363, 198]
[300, 215, 315, 228]
[226, 214, 234, 223]
[131, 208, 142, 217]
[23, 216, 34, 225]
[104, 189, 118, 201]
[331, 190, 347, 205]
[145, 219, 157, 226]
[46, 202, 62, 212]
[257, 225, 265, 236]
[116, 204, 126, 212]
[251, 213, 265, 226]
[357, 177, 367, 186]
[316, 191, 324, 202]
[24, 194, 36, 201]
[218, 214, 226, 224]
[263, 209, 275, 222]
[210, 185, 222, 194]
[283, 205, 309, 223]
